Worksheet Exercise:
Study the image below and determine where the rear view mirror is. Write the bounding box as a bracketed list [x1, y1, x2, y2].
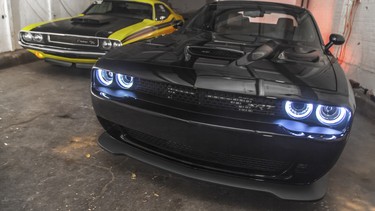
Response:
[243, 10, 264, 18]
[325, 34, 345, 51]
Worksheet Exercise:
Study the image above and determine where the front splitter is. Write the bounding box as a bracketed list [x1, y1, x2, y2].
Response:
[98, 132, 328, 201]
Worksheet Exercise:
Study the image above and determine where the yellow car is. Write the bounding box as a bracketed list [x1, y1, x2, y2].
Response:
[19, 0, 183, 68]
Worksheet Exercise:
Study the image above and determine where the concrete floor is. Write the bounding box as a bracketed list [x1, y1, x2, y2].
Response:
[0, 61, 374, 211]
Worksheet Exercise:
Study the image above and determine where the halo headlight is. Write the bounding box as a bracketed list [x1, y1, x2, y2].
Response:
[96, 68, 114, 86]
[316, 105, 347, 126]
[285, 101, 314, 120]
[116, 74, 134, 89]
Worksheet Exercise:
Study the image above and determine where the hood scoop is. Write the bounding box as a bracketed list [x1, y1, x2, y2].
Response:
[278, 47, 320, 63]
[186, 46, 245, 61]
[71, 15, 114, 25]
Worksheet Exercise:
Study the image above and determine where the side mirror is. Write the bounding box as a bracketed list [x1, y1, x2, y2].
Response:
[173, 20, 184, 29]
[325, 34, 345, 51]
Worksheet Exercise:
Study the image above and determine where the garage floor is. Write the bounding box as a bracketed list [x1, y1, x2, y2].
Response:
[0, 61, 374, 211]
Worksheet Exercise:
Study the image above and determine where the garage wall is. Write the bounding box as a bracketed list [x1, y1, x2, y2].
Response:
[0, 0, 93, 53]
[338, 0, 375, 92]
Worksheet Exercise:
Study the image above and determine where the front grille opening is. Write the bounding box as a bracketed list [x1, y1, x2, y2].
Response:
[119, 126, 292, 177]
[133, 78, 282, 116]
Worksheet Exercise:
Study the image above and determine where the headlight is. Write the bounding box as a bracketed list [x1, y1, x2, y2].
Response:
[102, 40, 112, 50]
[285, 101, 313, 120]
[22, 32, 33, 42]
[112, 41, 122, 48]
[316, 105, 347, 126]
[96, 68, 114, 86]
[33, 34, 43, 42]
[116, 74, 134, 89]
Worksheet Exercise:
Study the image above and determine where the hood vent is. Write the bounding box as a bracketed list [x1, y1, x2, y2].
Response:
[71, 15, 114, 25]
[187, 46, 245, 61]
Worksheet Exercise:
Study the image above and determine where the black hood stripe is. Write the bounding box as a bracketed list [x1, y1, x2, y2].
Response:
[122, 19, 175, 42]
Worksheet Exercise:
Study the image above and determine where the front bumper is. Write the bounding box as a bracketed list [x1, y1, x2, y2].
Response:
[20, 42, 101, 67]
[99, 132, 328, 201]
[92, 90, 348, 200]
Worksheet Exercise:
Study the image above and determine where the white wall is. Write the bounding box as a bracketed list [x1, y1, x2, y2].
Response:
[338, 0, 375, 92]
[0, 0, 93, 53]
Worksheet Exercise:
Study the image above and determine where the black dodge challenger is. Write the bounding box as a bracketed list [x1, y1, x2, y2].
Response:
[91, 1, 356, 201]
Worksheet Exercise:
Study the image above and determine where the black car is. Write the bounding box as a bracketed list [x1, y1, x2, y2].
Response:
[91, 1, 356, 201]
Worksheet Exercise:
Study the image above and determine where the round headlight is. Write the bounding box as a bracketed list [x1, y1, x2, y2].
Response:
[285, 101, 313, 120]
[112, 41, 122, 48]
[316, 105, 347, 126]
[96, 68, 114, 86]
[116, 74, 134, 89]
[33, 34, 43, 42]
[22, 32, 33, 42]
[102, 40, 112, 50]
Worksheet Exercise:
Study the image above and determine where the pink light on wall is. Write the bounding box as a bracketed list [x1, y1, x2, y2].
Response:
[307, 0, 336, 44]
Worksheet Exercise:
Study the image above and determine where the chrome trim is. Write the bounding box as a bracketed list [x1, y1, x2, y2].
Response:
[20, 30, 121, 43]
[19, 41, 106, 57]
[48, 35, 100, 47]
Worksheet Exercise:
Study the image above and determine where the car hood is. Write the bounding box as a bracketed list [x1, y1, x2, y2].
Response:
[98, 31, 340, 102]
[31, 15, 143, 37]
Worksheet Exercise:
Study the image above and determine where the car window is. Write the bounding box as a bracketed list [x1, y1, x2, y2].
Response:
[215, 10, 314, 42]
[86, 1, 153, 20]
[187, 5, 322, 48]
[155, 3, 171, 21]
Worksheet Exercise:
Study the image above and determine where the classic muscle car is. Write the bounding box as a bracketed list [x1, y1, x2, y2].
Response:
[91, 1, 356, 201]
[19, 0, 183, 68]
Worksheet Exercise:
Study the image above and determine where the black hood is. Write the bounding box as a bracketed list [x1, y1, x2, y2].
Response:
[97, 31, 344, 103]
[31, 15, 143, 37]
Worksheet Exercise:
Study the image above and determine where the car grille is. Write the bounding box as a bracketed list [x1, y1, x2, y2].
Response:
[123, 127, 291, 175]
[48, 35, 99, 47]
[134, 78, 282, 116]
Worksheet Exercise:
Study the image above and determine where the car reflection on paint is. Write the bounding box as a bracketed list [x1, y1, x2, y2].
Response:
[91, 0, 355, 201]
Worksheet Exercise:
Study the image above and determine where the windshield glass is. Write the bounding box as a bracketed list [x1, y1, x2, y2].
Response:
[187, 4, 322, 48]
[85, 1, 153, 20]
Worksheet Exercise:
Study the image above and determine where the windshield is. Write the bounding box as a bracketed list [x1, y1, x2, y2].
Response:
[85, 1, 153, 20]
[187, 4, 322, 48]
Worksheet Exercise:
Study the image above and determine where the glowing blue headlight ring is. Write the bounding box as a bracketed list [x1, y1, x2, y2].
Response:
[96, 68, 114, 86]
[116, 74, 134, 89]
[316, 105, 347, 126]
[285, 101, 313, 120]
